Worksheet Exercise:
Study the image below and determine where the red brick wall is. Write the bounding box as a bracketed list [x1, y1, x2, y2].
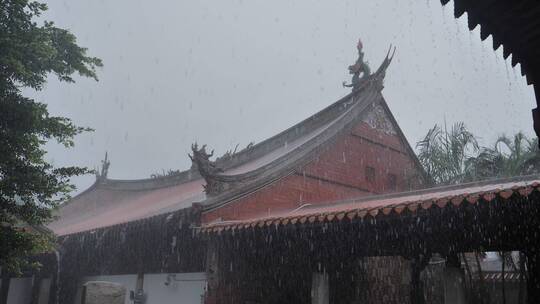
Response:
[202, 121, 422, 223]
[301, 122, 419, 194]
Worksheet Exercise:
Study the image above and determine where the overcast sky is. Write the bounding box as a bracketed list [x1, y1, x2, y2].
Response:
[35, 0, 536, 193]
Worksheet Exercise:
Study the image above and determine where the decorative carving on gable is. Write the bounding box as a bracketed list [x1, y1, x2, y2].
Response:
[362, 104, 397, 135]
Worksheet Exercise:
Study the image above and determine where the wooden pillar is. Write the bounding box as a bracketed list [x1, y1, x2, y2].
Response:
[204, 240, 219, 304]
[35, 278, 52, 304]
[444, 254, 466, 304]
[311, 272, 329, 304]
[30, 275, 41, 304]
[526, 249, 540, 304]
[131, 273, 145, 304]
[409, 254, 431, 304]
[0, 272, 10, 304]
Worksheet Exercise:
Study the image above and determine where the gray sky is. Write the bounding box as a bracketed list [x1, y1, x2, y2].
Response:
[36, 0, 536, 193]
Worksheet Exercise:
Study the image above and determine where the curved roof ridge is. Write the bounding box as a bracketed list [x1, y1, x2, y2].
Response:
[77, 47, 395, 195]
[212, 91, 356, 168]
[216, 95, 363, 182]
[98, 168, 200, 191]
[82, 83, 366, 192]
[91, 91, 357, 192]
[202, 76, 387, 210]
[200, 48, 396, 208]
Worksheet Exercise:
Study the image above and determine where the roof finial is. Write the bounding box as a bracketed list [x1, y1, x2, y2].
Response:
[343, 38, 371, 90]
[97, 151, 110, 181]
[189, 143, 225, 195]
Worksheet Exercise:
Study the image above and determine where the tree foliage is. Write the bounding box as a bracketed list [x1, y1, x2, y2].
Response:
[416, 122, 479, 185]
[0, 0, 102, 274]
[417, 122, 540, 185]
[467, 133, 540, 180]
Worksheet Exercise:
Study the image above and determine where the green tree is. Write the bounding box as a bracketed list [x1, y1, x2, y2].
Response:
[417, 124, 540, 185]
[0, 0, 102, 274]
[416, 122, 479, 185]
[466, 133, 540, 181]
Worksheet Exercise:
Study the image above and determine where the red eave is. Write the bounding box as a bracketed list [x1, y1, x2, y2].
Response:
[199, 176, 540, 233]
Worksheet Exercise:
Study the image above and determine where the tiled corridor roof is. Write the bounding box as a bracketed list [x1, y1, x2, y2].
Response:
[200, 175, 540, 233]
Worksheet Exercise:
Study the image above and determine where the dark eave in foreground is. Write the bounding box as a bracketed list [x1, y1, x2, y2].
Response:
[440, 0, 540, 84]
[439, 0, 540, 143]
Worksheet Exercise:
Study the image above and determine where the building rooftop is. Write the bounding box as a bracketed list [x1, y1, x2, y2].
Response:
[49, 47, 414, 236]
[200, 175, 540, 233]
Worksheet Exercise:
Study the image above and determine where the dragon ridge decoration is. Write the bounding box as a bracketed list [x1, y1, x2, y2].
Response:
[189, 143, 225, 195]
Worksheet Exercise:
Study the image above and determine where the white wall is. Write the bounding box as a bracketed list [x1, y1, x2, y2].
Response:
[144, 273, 206, 304]
[75, 273, 206, 304]
[7, 277, 33, 304]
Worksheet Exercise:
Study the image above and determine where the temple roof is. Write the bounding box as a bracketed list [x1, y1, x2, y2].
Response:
[49, 47, 423, 236]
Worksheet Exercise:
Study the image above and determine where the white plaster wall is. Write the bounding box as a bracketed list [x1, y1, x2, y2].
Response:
[144, 273, 206, 304]
[7, 277, 33, 304]
[74, 273, 205, 304]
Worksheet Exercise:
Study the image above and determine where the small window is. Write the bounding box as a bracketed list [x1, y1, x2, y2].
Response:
[387, 174, 397, 191]
[365, 166, 375, 183]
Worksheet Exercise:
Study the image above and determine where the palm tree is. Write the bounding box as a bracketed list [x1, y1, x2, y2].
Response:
[466, 132, 540, 180]
[416, 122, 479, 185]
[418, 125, 540, 184]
